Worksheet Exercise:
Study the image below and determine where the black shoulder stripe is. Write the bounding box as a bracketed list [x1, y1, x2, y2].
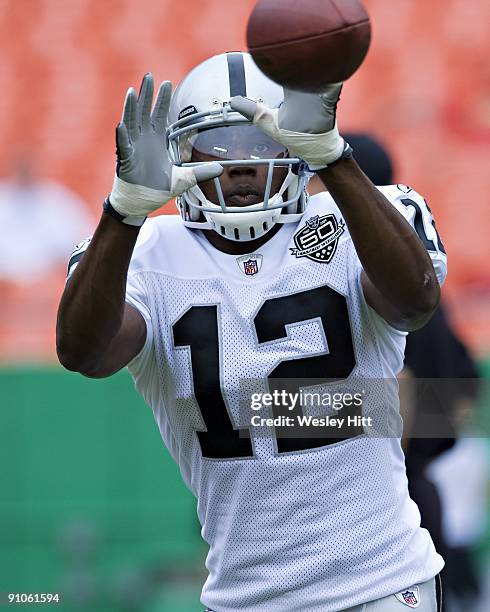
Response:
[66, 251, 85, 276]
[67, 236, 92, 277]
[227, 52, 247, 97]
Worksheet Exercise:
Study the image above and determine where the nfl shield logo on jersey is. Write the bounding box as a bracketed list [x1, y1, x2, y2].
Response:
[290, 214, 345, 263]
[395, 586, 420, 608]
[236, 253, 263, 276]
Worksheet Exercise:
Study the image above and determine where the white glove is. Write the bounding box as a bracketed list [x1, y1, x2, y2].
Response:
[109, 74, 223, 226]
[230, 85, 345, 171]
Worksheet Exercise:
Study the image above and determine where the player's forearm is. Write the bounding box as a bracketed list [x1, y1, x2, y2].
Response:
[56, 213, 140, 372]
[317, 158, 440, 319]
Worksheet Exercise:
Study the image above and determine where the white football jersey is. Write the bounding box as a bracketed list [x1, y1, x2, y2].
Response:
[73, 186, 447, 611]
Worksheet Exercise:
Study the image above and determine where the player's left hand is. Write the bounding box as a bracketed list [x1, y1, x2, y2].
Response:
[230, 85, 345, 170]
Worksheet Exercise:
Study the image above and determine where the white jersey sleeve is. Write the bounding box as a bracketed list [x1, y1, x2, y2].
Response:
[125, 222, 158, 385]
[377, 184, 447, 286]
[125, 271, 155, 375]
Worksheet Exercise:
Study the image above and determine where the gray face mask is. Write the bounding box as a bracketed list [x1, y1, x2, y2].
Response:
[167, 104, 309, 242]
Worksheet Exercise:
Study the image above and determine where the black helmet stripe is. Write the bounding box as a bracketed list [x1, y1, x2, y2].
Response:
[226, 52, 247, 97]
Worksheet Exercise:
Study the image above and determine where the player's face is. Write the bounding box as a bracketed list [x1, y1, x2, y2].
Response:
[190, 125, 288, 207]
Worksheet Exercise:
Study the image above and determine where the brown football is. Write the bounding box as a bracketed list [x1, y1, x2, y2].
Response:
[247, 0, 371, 92]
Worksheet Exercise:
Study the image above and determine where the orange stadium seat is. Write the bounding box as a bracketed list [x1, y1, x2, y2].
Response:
[0, 0, 489, 359]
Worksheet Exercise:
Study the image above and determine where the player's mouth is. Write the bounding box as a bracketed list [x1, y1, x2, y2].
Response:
[226, 186, 262, 207]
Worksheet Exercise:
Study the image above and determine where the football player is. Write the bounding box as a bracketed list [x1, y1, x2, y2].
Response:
[57, 52, 446, 611]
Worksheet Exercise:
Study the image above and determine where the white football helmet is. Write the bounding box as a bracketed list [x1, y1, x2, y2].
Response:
[167, 52, 309, 242]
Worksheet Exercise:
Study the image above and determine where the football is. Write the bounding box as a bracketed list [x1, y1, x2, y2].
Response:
[247, 0, 372, 92]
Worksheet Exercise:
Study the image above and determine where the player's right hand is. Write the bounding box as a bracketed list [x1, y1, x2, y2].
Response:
[109, 74, 223, 226]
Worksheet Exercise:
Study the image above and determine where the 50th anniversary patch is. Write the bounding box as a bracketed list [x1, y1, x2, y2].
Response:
[290, 214, 345, 263]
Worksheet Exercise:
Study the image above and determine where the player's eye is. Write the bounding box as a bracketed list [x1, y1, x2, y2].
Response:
[253, 143, 269, 155]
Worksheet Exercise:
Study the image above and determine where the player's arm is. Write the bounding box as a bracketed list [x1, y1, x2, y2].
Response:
[230, 88, 442, 331]
[57, 74, 222, 377]
[316, 160, 440, 330]
[57, 215, 145, 377]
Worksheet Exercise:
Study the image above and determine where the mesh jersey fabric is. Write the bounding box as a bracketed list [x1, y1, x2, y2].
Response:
[122, 186, 446, 612]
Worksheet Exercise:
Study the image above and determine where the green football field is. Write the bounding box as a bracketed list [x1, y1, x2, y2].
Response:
[1, 364, 489, 611]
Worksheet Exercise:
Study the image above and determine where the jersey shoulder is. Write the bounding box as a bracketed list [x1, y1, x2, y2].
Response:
[305, 185, 447, 286]
[378, 184, 447, 285]
[66, 215, 188, 280]
[131, 215, 178, 260]
[376, 183, 439, 227]
[303, 191, 351, 244]
[306, 191, 342, 217]
[129, 214, 216, 278]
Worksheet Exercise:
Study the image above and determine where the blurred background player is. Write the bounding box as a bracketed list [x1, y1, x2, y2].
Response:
[0, 151, 91, 284]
